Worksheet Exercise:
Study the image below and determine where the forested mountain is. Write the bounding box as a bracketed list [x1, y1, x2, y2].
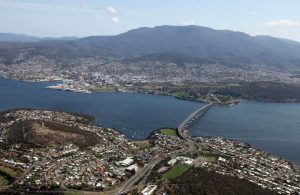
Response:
[1, 25, 300, 69]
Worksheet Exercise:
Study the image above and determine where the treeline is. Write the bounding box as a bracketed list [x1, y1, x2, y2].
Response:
[0, 170, 15, 185]
[145, 81, 300, 103]
[7, 120, 32, 145]
[161, 167, 278, 195]
[42, 121, 99, 147]
[0, 109, 15, 123]
[218, 82, 300, 102]
[0, 115, 13, 123]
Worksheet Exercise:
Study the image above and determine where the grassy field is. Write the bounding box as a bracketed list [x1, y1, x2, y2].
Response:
[134, 140, 151, 149]
[0, 175, 9, 187]
[0, 166, 18, 187]
[160, 128, 177, 136]
[33, 122, 78, 138]
[205, 156, 217, 163]
[64, 192, 84, 195]
[163, 164, 190, 180]
[0, 166, 18, 178]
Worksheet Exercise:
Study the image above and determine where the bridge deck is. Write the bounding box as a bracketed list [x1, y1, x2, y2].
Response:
[177, 103, 213, 140]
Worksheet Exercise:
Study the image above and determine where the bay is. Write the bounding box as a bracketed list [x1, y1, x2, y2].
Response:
[190, 101, 300, 166]
[1, 78, 300, 165]
[0, 78, 202, 140]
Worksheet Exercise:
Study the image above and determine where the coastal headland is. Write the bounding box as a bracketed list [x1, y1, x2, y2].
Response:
[0, 108, 299, 194]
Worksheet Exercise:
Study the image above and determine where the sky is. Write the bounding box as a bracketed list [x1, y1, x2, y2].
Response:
[1, 0, 300, 41]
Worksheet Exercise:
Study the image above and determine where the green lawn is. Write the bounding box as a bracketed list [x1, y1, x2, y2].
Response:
[205, 156, 217, 163]
[172, 92, 194, 99]
[160, 128, 177, 136]
[0, 166, 18, 178]
[0, 176, 9, 187]
[134, 140, 151, 149]
[163, 164, 190, 180]
[64, 192, 84, 195]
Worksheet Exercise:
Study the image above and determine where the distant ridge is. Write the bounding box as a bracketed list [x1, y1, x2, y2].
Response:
[0, 32, 78, 42]
[1, 25, 300, 68]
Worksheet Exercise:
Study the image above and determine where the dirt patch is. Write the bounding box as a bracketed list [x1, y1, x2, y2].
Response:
[31, 122, 85, 146]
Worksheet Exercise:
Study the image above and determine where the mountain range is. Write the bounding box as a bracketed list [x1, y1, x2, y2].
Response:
[0, 33, 78, 42]
[1, 25, 300, 68]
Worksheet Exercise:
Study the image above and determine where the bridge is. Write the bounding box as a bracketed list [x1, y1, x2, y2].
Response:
[118, 103, 213, 194]
[177, 103, 213, 141]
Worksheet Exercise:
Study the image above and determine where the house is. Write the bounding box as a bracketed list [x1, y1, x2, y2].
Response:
[167, 158, 177, 166]
[118, 157, 134, 166]
[141, 185, 158, 195]
[125, 164, 139, 175]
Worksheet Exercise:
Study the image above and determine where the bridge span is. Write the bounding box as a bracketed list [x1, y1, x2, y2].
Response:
[118, 103, 213, 194]
[177, 103, 213, 141]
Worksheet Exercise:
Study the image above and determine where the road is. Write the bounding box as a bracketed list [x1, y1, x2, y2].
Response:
[118, 158, 161, 195]
[177, 103, 213, 141]
[7, 104, 213, 194]
[13, 158, 47, 186]
[118, 104, 213, 194]
[177, 103, 213, 154]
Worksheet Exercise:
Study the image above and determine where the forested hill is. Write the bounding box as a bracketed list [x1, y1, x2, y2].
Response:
[1, 25, 300, 69]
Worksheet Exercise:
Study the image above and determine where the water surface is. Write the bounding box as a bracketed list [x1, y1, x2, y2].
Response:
[190, 101, 300, 165]
[1, 78, 300, 165]
[0, 78, 202, 140]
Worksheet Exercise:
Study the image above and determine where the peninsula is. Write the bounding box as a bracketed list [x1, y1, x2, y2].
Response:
[0, 108, 299, 194]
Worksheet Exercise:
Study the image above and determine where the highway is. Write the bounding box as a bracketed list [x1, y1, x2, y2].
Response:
[118, 158, 161, 195]
[177, 103, 213, 141]
[118, 103, 213, 194]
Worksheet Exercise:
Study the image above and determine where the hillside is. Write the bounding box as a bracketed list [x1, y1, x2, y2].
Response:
[0, 33, 41, 42]
[7, 120, 100, 148]
[157, 167, 278, 195]
[1, 25, 300, 68]
[0, 33, 78, 43]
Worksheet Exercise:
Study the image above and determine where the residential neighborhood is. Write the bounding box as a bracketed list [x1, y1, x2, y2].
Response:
[0, 109, 299, 194]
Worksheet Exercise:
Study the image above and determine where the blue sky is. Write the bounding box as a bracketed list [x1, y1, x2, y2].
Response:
[1, 0, 300, 41]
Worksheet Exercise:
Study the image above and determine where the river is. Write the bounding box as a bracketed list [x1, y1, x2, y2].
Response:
[1, 78, 300, 165]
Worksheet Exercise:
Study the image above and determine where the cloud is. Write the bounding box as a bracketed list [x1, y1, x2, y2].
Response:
[182, 19, 195, 25]
[111, 17, 121, 24]
[81, 3, 88, 9]
[95, 14, 101, 20]
[266, 19, 299, 27]
[249, 11, 257, 15]
[106, 6, 117, 14]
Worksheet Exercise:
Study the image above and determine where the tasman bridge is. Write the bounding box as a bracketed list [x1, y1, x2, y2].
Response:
[177, 103, 213, 141]
[118, 103, 213, 194]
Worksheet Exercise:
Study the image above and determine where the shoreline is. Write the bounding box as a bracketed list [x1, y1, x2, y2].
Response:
[146, 128, 300, 169]
[1, 78, 300, 167]
[2, 77, 300, 104]
[1, 108, 299, 194]
[2, 107, 299, 168]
